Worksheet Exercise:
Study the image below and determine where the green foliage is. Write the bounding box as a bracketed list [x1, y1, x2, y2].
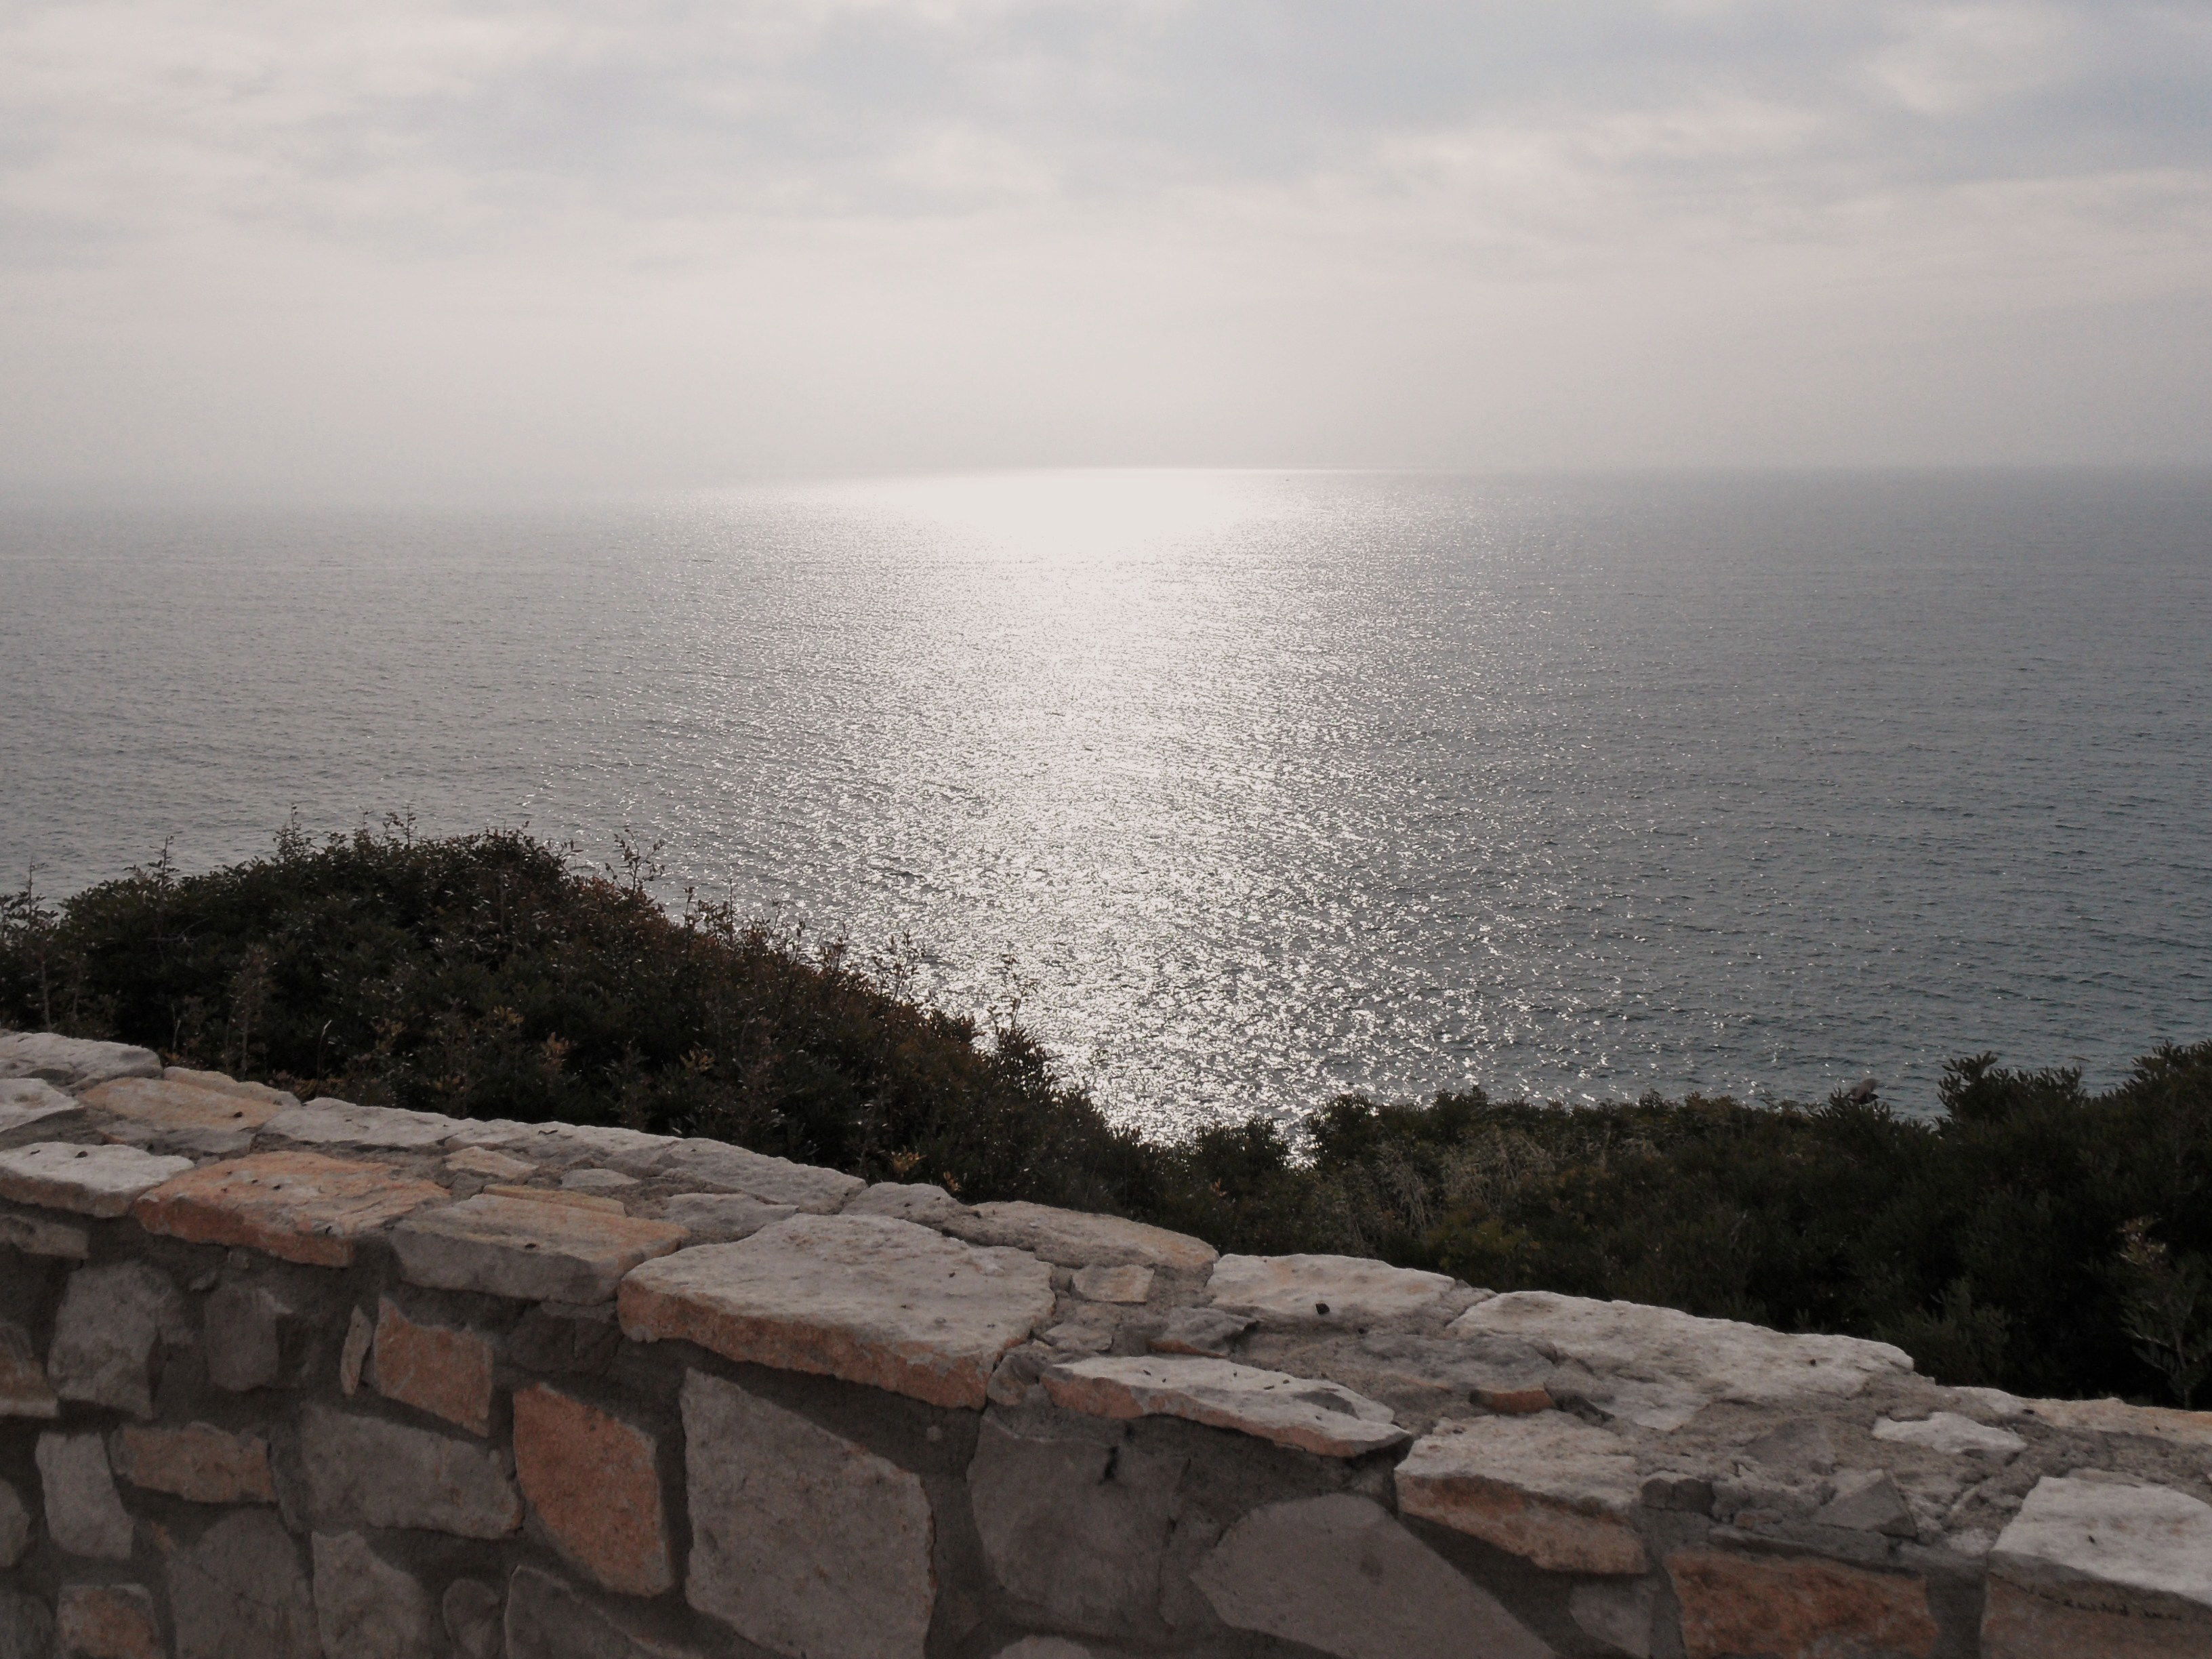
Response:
[5, 823, 2209, 1406]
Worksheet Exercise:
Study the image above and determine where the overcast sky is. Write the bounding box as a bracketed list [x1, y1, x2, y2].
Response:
[3, 1, 2209, 499]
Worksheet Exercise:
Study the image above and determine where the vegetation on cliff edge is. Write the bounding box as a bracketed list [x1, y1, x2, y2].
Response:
[4, 823, 2208, 1408]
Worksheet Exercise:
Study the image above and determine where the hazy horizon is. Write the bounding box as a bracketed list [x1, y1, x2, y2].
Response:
[5, 1, 2210, 502]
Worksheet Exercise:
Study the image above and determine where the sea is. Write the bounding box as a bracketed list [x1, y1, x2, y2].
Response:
[2, 470, 2206, 1133]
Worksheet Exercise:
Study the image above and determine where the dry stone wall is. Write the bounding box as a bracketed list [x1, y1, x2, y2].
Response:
[4, 1027, 2211, 1658]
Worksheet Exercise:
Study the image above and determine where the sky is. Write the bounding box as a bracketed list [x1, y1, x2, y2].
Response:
[3, 1, 2209, 500]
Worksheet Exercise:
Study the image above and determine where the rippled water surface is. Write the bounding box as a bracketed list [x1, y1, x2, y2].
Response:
[3, 470, 2207, 1128]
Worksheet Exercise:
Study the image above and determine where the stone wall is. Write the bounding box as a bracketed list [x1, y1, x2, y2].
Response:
[3, 1027, 2210, 1659]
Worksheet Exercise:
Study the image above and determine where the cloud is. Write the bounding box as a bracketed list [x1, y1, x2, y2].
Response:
[0, 0, 2207, 493]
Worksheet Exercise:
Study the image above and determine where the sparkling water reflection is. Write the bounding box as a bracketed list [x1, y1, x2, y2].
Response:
[2, 470, 2207, 1130]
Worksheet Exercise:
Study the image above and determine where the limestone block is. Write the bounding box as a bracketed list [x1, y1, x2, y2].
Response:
[497, 1123, 678, 1171]
[560, 1168, 637, 1195]
[373, 1296, 496, 1434]
[681, 1370, 933, 1659]
[504, 1565, 698, 1659]
[1042, 1354, 1407, 1457]
[655, 1193, 794, 1243]
[843, 1181, 966, 1226]
[0, 1078, 83, 1146]
[1981, 1574, 2212, 1658]
[313, 1531, 438, 1659]
[55, 1583, 162, 1659]
[447, 1146, 537, 1180]
[1744, 1417, 1837, 1473]
[161, 1067, 297, 1109]
[486, 1185, 626, 1215]
[442, 1580, 503, 1659]
[0, 1143, 192, 1218]
[132, 1151, 448, 1267]
[1206, 1253, 1454, 1326]
[1816, 1468, 1917, 1536]
[1666, 1549, 1937, 1659]
[203, 1279, 307, 1393]
[508, 1301, 622, 1376]
[1454, 1290, 1913, 1425]
[297, 1402, 522, 1538]
[1570, 1579, 1658, 1658]
[0, 1033, 160, 1090]
[0, 1589, 55, 1659]
[1147, 1307, 1254, 1357]
[47, 1261, 190, 1418]
[1988, 1475, 2212, 1636]
[339, 1305, 372, 1394]
[263, 1097, 461, 1149]
[1071, 1264, 1154, 1303]
[81, 1076, 287, 1153]
[441, 1120, 533, 1149]
[1872, 1411, 2025, 1457]
[1, 1321, 60, 1418]
[0, 1477, 29, 1567]
[0, 1590, 54, 1659]
[1395, 1412, 1648, 1574]
[619, 1214, 1055, 1409]
[35, 1431, 134, 1560]
[969, 1410, 1183, 1635]
[649, 1139, 861, 1212]
[2006, 1395, 2212, 1450]
[512, 1383, 672, 1597]
[392, 1194, 685, 1303]
[0, 1206, 89, 1258]
[110, 1422, 276, 1503]
[165, 1509, 318, 1659]
[1352, 1330, 1556, 1414]
[1192, 1493, 1551, 1659]
[949, 1200, 1215, 1271]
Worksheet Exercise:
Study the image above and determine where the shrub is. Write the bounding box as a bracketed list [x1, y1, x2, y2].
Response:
[5, 823, 2206, 1406]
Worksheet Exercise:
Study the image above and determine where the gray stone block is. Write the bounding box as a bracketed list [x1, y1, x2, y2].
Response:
[264, 1099, 460, 1149]
[655, 1192, 794, 1244]
[968, 1410, 1184, 1637]
[508, 1301, 621, 1376]
[0, 1207, 88, 1259]
[681, 1369, 933, 1659]
[842, 1181, 966, 1226]
[1990, 1474, 2212, 1620]
[1207, 1253, 1454, 1325]
[0, 1143, 192, 1219]
[204, 1279, 301, 1393]
[1570, 1579, 1658, 1658]
[34, 1431, 134, 1561]
[1191, 1493, 1553, 1659]
[1, 1321, 60, 1420]
[0, 1478, 29, 1568]
[443, 1580, 504, 1659]
[297, 1403, 522, 1538]
[47, 1261, 190, 1418]
[0, 1590, 54, 1659]
[313, 1531, 438, 1659]
[0, 1078, 84, 1147]
[0, 1033, 161, 1090]
[1817, 1469, 1917, 1536]
[504, 1566, 697, 1659]
[651, 1140, 861, 1213]
[166, 1509, 317, 1659]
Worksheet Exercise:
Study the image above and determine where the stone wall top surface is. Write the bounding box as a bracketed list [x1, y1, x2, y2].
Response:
[5, 1026, 2212, 1658]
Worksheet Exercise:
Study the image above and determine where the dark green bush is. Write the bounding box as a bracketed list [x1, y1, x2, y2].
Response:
[5, 824, 2207, 1406]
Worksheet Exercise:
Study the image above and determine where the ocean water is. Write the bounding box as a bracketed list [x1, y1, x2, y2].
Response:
[1, 470, 2206, 1132]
